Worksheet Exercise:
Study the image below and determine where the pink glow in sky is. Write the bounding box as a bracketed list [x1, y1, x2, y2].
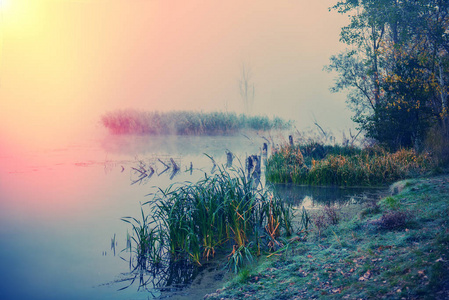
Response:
[0, 0, 351, 150]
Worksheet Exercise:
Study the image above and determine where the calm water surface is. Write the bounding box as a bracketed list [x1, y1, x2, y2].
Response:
[0, 133, 266, 300]
[0, 133, 385, 299]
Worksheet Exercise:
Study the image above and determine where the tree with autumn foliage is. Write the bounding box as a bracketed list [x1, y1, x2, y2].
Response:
[327, 0, 449, 151]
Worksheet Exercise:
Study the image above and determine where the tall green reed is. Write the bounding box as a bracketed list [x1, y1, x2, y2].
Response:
[123, 161, 294, 273]
[121, 207, 164, 269]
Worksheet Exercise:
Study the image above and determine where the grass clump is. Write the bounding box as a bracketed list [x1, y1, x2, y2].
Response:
[102, 109, 292, 135]
[122, 163, 294, 275]
[311, 204, 341, 236]
[267, 142, 437, 186]
[380, 196, 401, 210]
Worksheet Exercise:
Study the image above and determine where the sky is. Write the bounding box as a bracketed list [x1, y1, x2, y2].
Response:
[0, 0, 352, 150]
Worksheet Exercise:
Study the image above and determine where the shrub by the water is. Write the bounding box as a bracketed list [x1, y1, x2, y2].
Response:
[380, 210, 410, 230]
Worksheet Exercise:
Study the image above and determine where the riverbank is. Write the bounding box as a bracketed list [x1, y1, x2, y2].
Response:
[204, 174, 449, 299]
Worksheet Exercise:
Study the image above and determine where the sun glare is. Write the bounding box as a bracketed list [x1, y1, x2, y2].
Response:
[0, 0, 10, 12]
[1, 0, 45, 38]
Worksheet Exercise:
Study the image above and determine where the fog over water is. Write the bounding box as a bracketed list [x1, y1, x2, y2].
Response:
[0, 3, 358, 297]
[0, 0, 351, 153]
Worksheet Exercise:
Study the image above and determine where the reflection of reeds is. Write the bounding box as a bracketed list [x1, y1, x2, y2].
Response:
[267, 143, 436, 186]
[122, 162, 294, 274]
[131, 158, 184, 184]
[101, 110, 292, 135]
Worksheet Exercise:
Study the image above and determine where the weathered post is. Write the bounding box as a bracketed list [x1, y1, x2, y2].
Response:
[226, 150, 233, 167]
[246, 155, 253, 180]
[247, 155, 253, 169]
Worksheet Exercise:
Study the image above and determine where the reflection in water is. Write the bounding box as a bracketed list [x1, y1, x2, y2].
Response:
[131, 160, 155, 185]
[128, 155, 221, 185]
[101, 134, 268, 158]
[108, 255, 227, 300]
[272, 184, 389, 209]
[114, 255, 204, 295]
[130, 157, 186, 185]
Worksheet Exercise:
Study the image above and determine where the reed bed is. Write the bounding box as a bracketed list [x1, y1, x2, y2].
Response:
[122, 164, 294, 274]
[102, 110, 292, 135]
[267, 143, 436, 186]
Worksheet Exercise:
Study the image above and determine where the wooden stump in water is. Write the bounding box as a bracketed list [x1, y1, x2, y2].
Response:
[246, 154, 261, 182]
[226, 150, 233, 167]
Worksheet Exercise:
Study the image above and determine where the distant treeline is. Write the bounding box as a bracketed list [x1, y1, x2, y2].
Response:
[101, 110, 292, 135]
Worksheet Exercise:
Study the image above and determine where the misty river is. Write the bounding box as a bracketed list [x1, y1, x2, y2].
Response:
[0, 132, 385, 300]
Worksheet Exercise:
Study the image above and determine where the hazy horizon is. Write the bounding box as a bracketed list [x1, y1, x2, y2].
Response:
[0, 0, 352, 150]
